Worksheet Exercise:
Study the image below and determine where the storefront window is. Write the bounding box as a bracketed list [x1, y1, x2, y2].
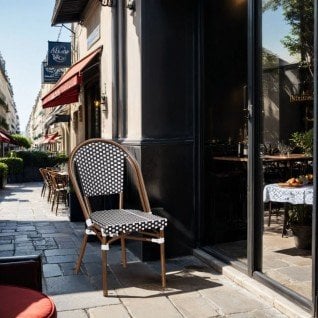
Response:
[261, 0, 313, 300]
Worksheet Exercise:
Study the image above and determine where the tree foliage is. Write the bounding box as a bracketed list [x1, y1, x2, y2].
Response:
[263, 0, 313, 73]
[11, 134, 32, 149]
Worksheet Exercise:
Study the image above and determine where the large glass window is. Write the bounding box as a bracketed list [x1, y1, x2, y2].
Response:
[261, 0, 313, 300]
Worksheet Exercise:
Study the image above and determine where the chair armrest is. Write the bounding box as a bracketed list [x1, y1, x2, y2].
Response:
[0, 255, 42, 291]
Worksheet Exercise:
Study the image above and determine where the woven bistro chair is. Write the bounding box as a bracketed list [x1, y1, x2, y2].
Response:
[68, 139, 168, 296]
[39, 168, 48, 197]
[48, 171, 68, 215]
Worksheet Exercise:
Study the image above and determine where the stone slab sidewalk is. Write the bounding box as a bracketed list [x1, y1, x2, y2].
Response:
[0, 183, 305, 317]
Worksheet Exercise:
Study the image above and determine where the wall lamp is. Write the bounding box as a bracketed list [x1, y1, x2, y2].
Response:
[98, 0, 115, 7]
[94, 95, 108, 112]
[127, 0, 136, 11]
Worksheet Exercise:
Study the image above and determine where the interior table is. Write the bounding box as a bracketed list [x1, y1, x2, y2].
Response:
[263, 183, 313, 236]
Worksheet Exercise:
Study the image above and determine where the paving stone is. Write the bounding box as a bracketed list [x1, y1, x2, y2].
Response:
[59, 262, 81, 276]
[45, 248, 77, 256]
[43, 263, 63, 277]
[119, 287, 182, 318]
[0, 243, 14, 251]
[46, 254, 78, 264]
[51, 291, 120, 311]
[169, 291, 220, 317]
[88, 305, 131, 318]
[0, 250, 14, 257]
[0, 183, 291, 318]
[45, 274, 96, 295]
[110, 262, 161, 287]
[57, 310, 88, 318]
[200, 284, 270, 315]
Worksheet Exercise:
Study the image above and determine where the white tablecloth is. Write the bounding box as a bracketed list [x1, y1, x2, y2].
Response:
[263, 184, 313, 205]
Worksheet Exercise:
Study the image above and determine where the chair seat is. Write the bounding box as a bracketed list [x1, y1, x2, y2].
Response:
[0, 285, 57, 318]
[91, 209, 167, 235]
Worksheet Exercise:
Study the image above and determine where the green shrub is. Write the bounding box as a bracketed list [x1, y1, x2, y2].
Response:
[11, 134, 32, 149]
[50, 153, 68, 166]
[14, 151, 50, 167]
[0, 162, 8, 177]
[13, 151, 68, 168]
[0, 157, 23, 175]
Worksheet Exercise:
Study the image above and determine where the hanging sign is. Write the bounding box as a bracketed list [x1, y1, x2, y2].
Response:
[47, 41, 71, 67]
[42, 62, 64, 83]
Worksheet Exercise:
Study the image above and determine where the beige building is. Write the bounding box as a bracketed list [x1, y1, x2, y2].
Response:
[0, 52, 19, 134]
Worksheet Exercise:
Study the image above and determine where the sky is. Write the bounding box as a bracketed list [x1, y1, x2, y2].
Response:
[0, 0, 70, 133]
[263, 6, 300, 63]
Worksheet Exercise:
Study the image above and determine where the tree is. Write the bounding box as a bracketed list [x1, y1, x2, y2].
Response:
[263, 0, 314, 79]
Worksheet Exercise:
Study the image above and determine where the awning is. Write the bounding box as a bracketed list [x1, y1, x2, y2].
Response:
[41, 47, 102, 109]
[42, 132, 59, 144]
[51, 0, 88, 25]
[45, 114, 70, 129]
[0, 132, 11, 143]
[0, 130, 17, 145]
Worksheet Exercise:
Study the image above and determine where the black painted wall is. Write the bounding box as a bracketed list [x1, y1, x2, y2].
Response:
[123, 0, 198, 260]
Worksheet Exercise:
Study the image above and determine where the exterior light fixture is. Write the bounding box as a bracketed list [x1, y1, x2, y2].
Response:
[127, 0, 136, 11]
[94, 95, 108, 112]
[94, 100, 101, 108]
[98, 0, 115, 7]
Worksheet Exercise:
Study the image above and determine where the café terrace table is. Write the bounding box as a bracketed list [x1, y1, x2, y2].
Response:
[263, 183, 313, 236]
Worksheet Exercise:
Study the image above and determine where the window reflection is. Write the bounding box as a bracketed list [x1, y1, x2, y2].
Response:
[262, 0, 313, 300]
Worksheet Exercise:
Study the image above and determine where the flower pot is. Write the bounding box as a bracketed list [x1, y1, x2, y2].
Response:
[291, 225, 312, 250]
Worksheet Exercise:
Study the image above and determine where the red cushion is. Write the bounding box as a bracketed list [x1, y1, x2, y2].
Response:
[0, 285, 56, 318]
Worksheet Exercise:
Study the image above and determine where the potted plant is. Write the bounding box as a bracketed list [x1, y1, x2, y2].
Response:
[288, 204, 312, 249]
[290, 129, 313, 156]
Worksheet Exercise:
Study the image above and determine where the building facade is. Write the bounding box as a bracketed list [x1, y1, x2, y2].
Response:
[0, 52, 20, 134]
[44, 0, 318, 316]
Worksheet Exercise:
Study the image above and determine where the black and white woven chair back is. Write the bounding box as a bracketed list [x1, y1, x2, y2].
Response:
[73, 141, 127, 197]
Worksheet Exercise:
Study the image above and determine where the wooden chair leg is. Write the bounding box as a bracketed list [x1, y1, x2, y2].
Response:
[101, 237, 108, 297]
[75, 234, 88, 273]
[56, 192, 60, 215]
[51, 194, 55, 212]
[160, 230, 166, 289]
[268, 202, 272, 227]
[121, 236, 127, 268]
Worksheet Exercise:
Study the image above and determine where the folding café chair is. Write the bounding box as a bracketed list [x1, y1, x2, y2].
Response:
[68, 139, 168, 296]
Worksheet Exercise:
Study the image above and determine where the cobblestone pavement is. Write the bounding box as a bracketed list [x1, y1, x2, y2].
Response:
[0, 183, 291, 317]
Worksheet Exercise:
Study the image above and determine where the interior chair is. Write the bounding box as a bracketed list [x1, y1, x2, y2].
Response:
[0, 255, 57, 318]
[48, 170, 68, 215]
[68, 138, 168, 296]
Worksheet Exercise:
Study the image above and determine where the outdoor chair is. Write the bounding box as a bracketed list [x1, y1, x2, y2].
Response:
[0, 255, 57, 317]
[39, 168, 48, 197]
[48, 170, 68, 215]
[68, 138, 168, 296]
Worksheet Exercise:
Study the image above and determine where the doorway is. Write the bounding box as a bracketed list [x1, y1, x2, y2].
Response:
[201, 0, 248, 267]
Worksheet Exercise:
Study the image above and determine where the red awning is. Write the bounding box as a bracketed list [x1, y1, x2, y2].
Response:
[0, 132, 11, 143]
[41, 46, 102, 108]
[0, 130, 17, 145]
[42, 132, 59, 144]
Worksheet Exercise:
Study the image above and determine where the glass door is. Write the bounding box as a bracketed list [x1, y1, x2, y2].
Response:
[249, 0, 317, 312]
